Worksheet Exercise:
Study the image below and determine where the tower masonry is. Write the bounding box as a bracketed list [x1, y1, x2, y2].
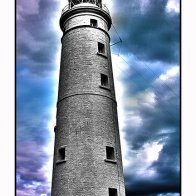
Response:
[51, 0, 126, 195]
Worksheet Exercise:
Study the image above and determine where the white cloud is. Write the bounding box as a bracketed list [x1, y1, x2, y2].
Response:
[124, 89, 156, 109]
[145, 142, 163, 163]
[166, 0, 180, 13]
[159, 66, 179, 81]
[124, 141, 163, 177]
[127, 114, 143, 127]
[102, 0, 113, 12]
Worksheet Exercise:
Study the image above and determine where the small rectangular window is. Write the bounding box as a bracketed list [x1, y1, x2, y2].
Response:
[59, 148, 65, 160]
[98, 42, 105, 54]
[106, 146, 115, 160]
[101, 74, 109, 87]
[57, 146, 66, 163]
[90, 19, 98, 27]
[109, 188, 118, 196]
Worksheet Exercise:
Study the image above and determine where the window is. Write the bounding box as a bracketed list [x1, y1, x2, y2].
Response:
[57, 146, 66, 164]
[59, 147, 65, 160]
[109, 188, 118, 196]
[106, 146, 115, 160]
[101, 74, 109, 87]
[98, 42, 105, 54]
[90, 19, 98, 27]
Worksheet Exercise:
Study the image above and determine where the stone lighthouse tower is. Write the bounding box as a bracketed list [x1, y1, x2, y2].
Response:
[51, 0, 126, 195]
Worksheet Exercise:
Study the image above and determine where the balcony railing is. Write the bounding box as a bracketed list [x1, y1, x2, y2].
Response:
[61, 3, 110, 15]
[62, 5, 69, 14]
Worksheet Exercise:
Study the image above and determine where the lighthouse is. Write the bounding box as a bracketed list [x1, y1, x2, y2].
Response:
[51, 0, 126, 195]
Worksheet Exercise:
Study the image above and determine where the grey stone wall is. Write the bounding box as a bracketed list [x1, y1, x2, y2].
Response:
[52, 5, 126, 196]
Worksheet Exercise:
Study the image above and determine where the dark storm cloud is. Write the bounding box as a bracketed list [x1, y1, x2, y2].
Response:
[124, 68, 179, 150]
[118, 60, 165, 96]
[16, 76, 52, 194]
[17, 141, 48, 182]
[110, 1, 180, 194]
[111, 0, 179, 63]
[121, 66, 180, 194]
[16, 141, 51, 195]
[16, 0, 61, 194]
[125, 171, 179, 195]
[17, 0, 61, 76]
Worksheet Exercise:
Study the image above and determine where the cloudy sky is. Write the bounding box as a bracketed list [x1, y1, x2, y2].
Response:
[16, 0, 180, 195]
